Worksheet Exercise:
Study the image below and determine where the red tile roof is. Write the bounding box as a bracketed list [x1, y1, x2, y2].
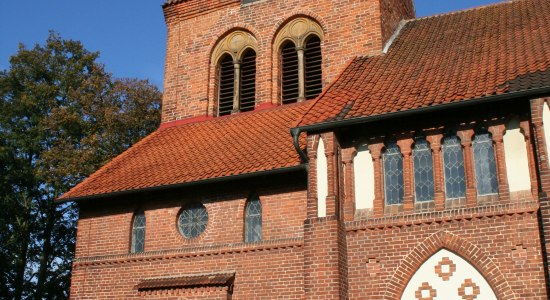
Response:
[59, 102, 308, 201]
[296, 0, 550, 128]
[135, 272, 235, 291]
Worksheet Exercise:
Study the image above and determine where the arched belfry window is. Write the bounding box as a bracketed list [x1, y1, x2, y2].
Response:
[240, 49, 256, 112]
[217, 54, 235, 116]
[244, 196, 262, 243]
[281, 41, 299, 103]
[131, 211, 145, 253]
[212, 31, 258, 116]
[304, 35, 322, 99]
[275, 17, 324, 104]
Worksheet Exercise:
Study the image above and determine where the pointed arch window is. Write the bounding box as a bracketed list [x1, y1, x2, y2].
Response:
[244, 196, 262, 243]
[212, 31, 257, 116]
[275, 18, 324, 104]
[383, 141, 404, 205]
[442, 136, 466, 199]
[473, 131, 498, 195]
[131, 211, 145, 253]
[413, 138, 434, 202]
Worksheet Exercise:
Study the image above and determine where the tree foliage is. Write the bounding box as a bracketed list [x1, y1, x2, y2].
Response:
[0, 32, 161, 299]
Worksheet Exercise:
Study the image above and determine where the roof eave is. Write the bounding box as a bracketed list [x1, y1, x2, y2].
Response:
[295, 86, 550, 134]
[56, 164, 307, 204]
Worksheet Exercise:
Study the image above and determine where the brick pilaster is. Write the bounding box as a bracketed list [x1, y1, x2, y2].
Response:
[458, 129, 477, 207]
[304, 131, 348, 299]
[397, 137, 415, 213]
[427, 133, 445, 210]
[342, 147, 357, 221]
[368, 141, 384, 218]
[489, 124, 510, 202]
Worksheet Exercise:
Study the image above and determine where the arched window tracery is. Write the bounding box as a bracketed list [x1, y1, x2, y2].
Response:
[212, 31, 258, 116]
[274, 17, 324, 103]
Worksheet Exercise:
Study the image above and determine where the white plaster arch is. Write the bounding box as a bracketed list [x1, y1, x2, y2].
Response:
[354, 144, 375, 210]
[211, 30, 258, 65]
[273, 17, 324, 50]
[543, 102, 550, 168]
[401, 249, 497, 300]
[316, 137, 328, 217]
[503, 118, 531, 193]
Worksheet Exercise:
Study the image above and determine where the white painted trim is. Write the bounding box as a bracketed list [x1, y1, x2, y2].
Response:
[503, 118, 531, 192]
[382, 20, 409, 54]
[543, 102, 550, 168]
[316, 138, 328, 217]
[401, 249, 497, 300]
[354, 145, 374, 210]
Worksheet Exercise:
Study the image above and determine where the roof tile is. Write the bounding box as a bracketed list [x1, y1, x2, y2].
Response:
[297, 0, 550, 127]
[59, 102, 309, 201]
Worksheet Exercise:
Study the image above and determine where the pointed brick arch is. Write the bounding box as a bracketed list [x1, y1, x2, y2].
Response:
[383, 231, 516, 300]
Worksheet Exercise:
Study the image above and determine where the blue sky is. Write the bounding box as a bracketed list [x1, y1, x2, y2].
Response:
[0, 0, 504, 89]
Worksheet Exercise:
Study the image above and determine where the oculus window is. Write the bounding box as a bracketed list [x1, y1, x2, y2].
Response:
[178, 203, 209, 239]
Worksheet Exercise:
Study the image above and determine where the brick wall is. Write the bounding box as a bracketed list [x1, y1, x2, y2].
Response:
[75, 185, 306, 257]
[71, 241, 305, 299]
[71, 182, 308, 298]
[161, 0, 414, 123]
[345, 206, 547, 299]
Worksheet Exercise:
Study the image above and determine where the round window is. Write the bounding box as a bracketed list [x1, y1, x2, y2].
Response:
[178, 203, 208, 239]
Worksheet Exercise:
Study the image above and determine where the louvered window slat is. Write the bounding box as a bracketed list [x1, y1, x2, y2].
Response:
[239, 50, 256, 112]
[304, 36, 323, 100]
[218, 55, 234, 116]
[281, 41, 299, 104]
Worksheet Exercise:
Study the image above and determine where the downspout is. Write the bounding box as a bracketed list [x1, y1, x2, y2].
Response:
[291, 127, 308, 163]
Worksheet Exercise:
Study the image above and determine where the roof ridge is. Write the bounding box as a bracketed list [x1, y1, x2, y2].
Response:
[292, 57, 359, 129]
[159, 101, 310, 131]
[411, 0, 516, 22]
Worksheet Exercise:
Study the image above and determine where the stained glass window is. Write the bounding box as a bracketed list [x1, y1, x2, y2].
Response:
[383, 141, 404, 205]
[178, 203, 208, 239]
[245, 196, 262, 243]
[131, 211, 145, 253]
[413, 138, 434, 202]
[473, 132, 498, 195]
[442, 136, 466, 199]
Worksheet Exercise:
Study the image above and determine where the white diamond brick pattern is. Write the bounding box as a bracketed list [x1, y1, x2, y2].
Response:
[401, 249, 497, 300]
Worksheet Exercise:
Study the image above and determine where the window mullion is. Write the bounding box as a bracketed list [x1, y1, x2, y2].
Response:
[233, 59, 241, 113]
[296, 46, 305, 102]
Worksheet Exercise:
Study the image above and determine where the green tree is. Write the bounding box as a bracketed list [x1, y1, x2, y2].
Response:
[0, 32, 161, 299]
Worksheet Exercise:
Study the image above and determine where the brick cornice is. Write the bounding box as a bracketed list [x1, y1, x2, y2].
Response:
[345, 201, 539, 232]
[73, 237, 303, 267]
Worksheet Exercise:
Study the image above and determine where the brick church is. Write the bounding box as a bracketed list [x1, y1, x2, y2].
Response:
[59, 0, 550, 298]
